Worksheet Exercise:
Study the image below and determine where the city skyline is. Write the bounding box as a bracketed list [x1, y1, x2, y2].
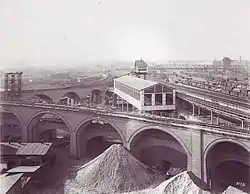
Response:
[1, 0, 250, 68]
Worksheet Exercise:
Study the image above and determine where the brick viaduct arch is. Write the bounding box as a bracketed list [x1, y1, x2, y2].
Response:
[2, 105, 250, 185]
[73, 116, 127, 159]
[203, 138, 250, 184]
[0, 107, 25, 131]
[25, 110, 73, 142]
[127, 125, 192, 171]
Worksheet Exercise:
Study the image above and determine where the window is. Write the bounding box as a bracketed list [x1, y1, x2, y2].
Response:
[115, 81, 140, 100]
[144, 86, 154, 93]
[155, 85, 162, 93]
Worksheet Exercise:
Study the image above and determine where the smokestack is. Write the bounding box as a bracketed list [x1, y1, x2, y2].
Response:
[239, 56, 242, 62]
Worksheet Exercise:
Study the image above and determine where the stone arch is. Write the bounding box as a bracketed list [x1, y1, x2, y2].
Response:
[62, 92, 81, 100]
[74, 116, 126, 159]
[35, 94, 53, 104]
[178, 114, 186, 120]
[203, 138, 250, 184]
[0, 107, 24, 130]
[26, 110, 72, 142]
[0, 107, 25, 141]
[75, 116, 126, 145]
[90, 89, 103, 104]
[128, 125, 192, 170]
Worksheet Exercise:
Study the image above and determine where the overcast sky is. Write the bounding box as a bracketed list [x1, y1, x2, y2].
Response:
[0, 0, 250, 67]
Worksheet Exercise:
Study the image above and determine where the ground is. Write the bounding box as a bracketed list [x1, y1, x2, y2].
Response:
[25, 145, 93, 194]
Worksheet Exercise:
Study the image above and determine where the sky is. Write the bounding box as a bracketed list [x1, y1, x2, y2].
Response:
[0, 0, 250, 68]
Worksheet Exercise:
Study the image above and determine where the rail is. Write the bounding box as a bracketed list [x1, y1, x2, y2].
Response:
[178, 93, 250, 120]
[1, 100, 250, 135]
[160, 81, 250, 108]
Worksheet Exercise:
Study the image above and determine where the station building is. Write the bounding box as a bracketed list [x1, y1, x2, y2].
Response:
[113, 75, 176, 114]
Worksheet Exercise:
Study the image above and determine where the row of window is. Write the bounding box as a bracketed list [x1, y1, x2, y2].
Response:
[115, 81, 140, 100]
[144, 84, 173, 94]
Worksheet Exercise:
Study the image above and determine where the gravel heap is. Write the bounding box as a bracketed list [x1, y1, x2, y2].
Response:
[124, 171, 210, 194]
[66, 144, 162, 194]
[222, 186, 247, 194]
[160, 171, 210, 194]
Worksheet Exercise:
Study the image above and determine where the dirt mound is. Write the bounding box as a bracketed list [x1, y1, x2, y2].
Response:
[158, 171, 210, 194]
[222, 186, 247, 194]
[66, 144, 163, 193]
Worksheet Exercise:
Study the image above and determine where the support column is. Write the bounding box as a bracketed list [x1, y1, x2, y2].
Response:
[151, 93, 155, 106]
[241, 120, 244, 129]
[190, 130, 203, 181]
[210, 110, 213, 124]
[122, 99, 124, 111]
[67, 98, 70, 105]
[127, 102, 129, 111]
[70, 132, 78, 159]
[216, 116, 219, 125]
[197, 106, 201, 116]
[117, 96, 120, 110]
[22, 126, 29, 142]
[112, 94, 117, 106]
[162, 93, 166, 105]
[173, 91, 176, 105]
[192, 103, 195, 116]
[132, 105, 135, 111]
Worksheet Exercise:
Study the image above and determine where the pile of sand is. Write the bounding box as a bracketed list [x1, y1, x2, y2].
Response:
[222, 186, 247, 194]
[65, 144, 163, 193]
[125, 171, 210, 194]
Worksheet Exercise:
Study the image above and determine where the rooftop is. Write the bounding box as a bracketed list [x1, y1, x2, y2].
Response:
[114, 75, 158, 91]
[0, 173, 24, 194]
[134, 59, 148, 68]
[16, 143, 52, 156]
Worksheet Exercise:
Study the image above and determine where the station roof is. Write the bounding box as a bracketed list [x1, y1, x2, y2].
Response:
[16, 143, 52, 156]
[0, 143, 22, 156]
[134, 59, 148, 67]
[0, 173, 24, 194]
[114, 75, 159, 91]
[7, 166, 42, 173]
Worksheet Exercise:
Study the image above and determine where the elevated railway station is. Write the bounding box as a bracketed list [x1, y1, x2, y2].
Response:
[113, 75, 176, 114]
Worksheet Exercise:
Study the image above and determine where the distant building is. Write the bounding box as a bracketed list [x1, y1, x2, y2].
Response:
[134, 59, 148, 74]
[160, 61, 214, 69]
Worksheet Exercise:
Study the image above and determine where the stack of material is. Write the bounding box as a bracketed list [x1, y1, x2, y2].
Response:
[126, 171, 210, 194]
[65, 144, 162, 193]
[222, 186, 247, 194]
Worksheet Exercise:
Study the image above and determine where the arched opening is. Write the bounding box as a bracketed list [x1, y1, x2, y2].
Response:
[59, 92, 80, 106]
[206, 141, 250, 193]
[27, 112, 70, 144]
[76, 118, 125, 160]
[129, 128, 188, 176]
[35, 94, 53, 104]
[26, 112, 73, 189]
[178, 115, 186, 120]
[0, 108, 23, 142]
[90, 89, 102, 105]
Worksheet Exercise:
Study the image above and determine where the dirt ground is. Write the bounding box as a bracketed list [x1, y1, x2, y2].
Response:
[25, 145, 93, 194]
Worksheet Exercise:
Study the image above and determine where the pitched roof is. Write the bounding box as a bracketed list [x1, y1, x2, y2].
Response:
[0, 173, 24, 194]
[16, 143, 52, 156]
[7, 166, 42, 173]
[114, 75, 158, 90]
[135, 60, 148, 68]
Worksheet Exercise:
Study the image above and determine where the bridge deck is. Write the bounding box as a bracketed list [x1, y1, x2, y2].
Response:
[1, 101, 250, 138]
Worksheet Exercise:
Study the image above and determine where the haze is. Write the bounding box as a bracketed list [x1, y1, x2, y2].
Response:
[0, 0, 250, 68]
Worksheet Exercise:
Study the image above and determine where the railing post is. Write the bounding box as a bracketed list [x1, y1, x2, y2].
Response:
[241, 120, 244, 129]
[192, 103, 195, 116]
[210, 109, 213, 124]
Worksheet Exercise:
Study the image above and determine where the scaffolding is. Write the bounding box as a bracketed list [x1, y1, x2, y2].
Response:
[4, 72, 23, 100]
